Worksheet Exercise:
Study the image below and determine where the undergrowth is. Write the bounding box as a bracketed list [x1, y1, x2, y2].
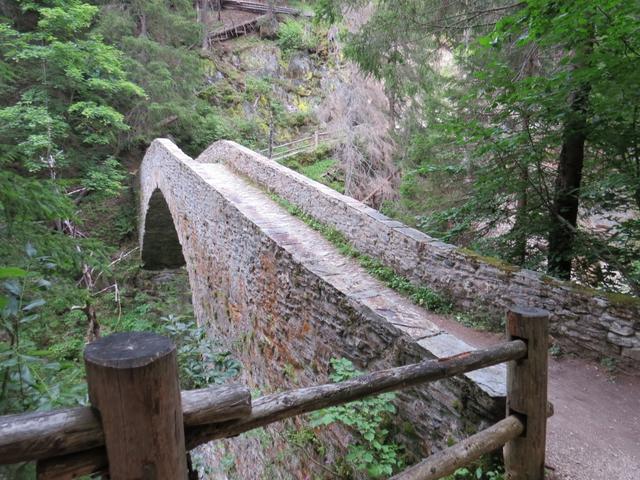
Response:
[0, 246, 241, 413]
[311, 358, 404, 478]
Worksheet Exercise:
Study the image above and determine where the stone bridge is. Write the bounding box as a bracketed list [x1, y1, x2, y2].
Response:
[139, 138, 640, 476]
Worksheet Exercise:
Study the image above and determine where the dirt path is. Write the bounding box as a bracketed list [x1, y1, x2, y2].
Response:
[426, 313, 640, 480]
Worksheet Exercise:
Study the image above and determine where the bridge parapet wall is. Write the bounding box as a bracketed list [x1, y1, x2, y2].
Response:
[197, 141, 640, 369]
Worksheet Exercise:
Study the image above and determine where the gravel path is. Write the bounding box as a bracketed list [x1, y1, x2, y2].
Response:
[426, 313, 640, 480]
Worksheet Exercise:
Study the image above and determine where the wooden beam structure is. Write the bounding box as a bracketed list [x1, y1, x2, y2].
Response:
[30, 339, 527, 478]
[390, 415, 525, 480]
[186, 340, 528, 448]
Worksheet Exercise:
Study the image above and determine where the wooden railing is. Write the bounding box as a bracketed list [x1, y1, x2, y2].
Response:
[208, 16, 263, 43]
[259, 130, 340, 161]
[205, 0, 308, 44]
[223, 0, 302, 16]
[0, 307, 550, 479]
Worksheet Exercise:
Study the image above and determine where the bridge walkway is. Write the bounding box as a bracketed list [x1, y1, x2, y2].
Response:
[188, 160, 506, 397]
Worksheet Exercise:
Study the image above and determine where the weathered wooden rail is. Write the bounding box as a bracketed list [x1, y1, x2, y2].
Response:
[208, 16, 262, 43]
[206, 0, 306, 44]
[0, 307, 550, 479]
[259, 130, 340, 160]
[223, 0, 302, 16]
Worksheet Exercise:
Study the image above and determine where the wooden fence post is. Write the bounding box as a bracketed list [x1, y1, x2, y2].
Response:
[84, 332, 188, 479]
[504, 307, 549, 480]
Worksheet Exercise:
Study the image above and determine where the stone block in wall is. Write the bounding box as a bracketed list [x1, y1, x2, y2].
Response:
[607, 332, 636, 348]
[622, 347, 640, 361]
[609, 321, 635, 337]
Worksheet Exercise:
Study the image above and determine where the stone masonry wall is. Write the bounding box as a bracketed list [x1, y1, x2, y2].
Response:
[140, 139, 509, 478]
[197, 141, 640, 370]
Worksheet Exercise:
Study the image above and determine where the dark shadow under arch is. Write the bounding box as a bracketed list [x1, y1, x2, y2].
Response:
[141, 188, 186, 270]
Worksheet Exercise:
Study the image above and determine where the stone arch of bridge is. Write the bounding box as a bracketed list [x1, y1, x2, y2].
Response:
[140, 186, 186, 270]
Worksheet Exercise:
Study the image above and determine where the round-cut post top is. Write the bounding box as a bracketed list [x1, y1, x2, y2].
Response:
[84, 332, 176, 369]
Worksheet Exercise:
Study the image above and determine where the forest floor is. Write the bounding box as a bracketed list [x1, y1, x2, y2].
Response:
[427, 313, 640, 480]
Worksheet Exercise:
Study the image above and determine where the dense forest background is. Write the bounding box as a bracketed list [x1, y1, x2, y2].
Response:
[1, 0, 639, 477]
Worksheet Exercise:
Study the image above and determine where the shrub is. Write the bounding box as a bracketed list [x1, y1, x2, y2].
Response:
[277, 19, 307, 52]
[311, 358, 404, 478]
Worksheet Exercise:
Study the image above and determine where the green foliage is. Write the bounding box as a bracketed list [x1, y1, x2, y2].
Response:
[161, 314, 241, 389]
[0, 0, 143, 175]
[92, 0, 231, 155]
[343, 0, 640, 293]
[311, 358, 403, 478]
[82, 157, 126, 197]
[444, 465, 504, 480]
[300, 157, 336, 180]
[280, 145, 344, 192]
[0, 171, 74, 229]
[0, 245, 88, 414]
[277, 19, 309, 52]
[599, 356, 617, 373]
[313, 0, 342, 25]
[0, 241, 242, 417]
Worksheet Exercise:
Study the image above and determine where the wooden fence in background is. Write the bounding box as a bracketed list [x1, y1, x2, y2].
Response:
[205, 0, 307, 45]
[259, 130, 340, 161]
[0, 307, 550, 479]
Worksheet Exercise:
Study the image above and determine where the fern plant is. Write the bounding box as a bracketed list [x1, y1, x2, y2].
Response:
[311, 358, 404, 478]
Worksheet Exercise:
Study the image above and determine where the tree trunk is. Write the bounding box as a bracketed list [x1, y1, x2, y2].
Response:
[512, 167, 529, 265]
[547, 84, 590, 279]
[138, 13, 147, 37]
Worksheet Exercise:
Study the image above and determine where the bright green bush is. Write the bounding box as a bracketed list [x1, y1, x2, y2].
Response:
[311, 358, 404, 478]
[277, 19, 307, 52]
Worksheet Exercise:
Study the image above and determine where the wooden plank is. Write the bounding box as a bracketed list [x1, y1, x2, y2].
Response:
[0, 384, 250, 465]
[504, 307, 549, 480]
[209, 17, 259, 41]
[0, 408, 104, 467]
[182, 384, 251, 426]
[84, 332, 188, 479]
[389, 415, 524, 480]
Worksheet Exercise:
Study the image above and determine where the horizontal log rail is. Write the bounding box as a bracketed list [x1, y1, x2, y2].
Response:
[0, 384, 251, 465]
[259, 130, 342, 160]
[222, 0, 302, 16]
[186, 339, 527, 448]
[0, 307, 550, 480]
[391, 415, 525, 480]
[259, 131, 337, 151]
